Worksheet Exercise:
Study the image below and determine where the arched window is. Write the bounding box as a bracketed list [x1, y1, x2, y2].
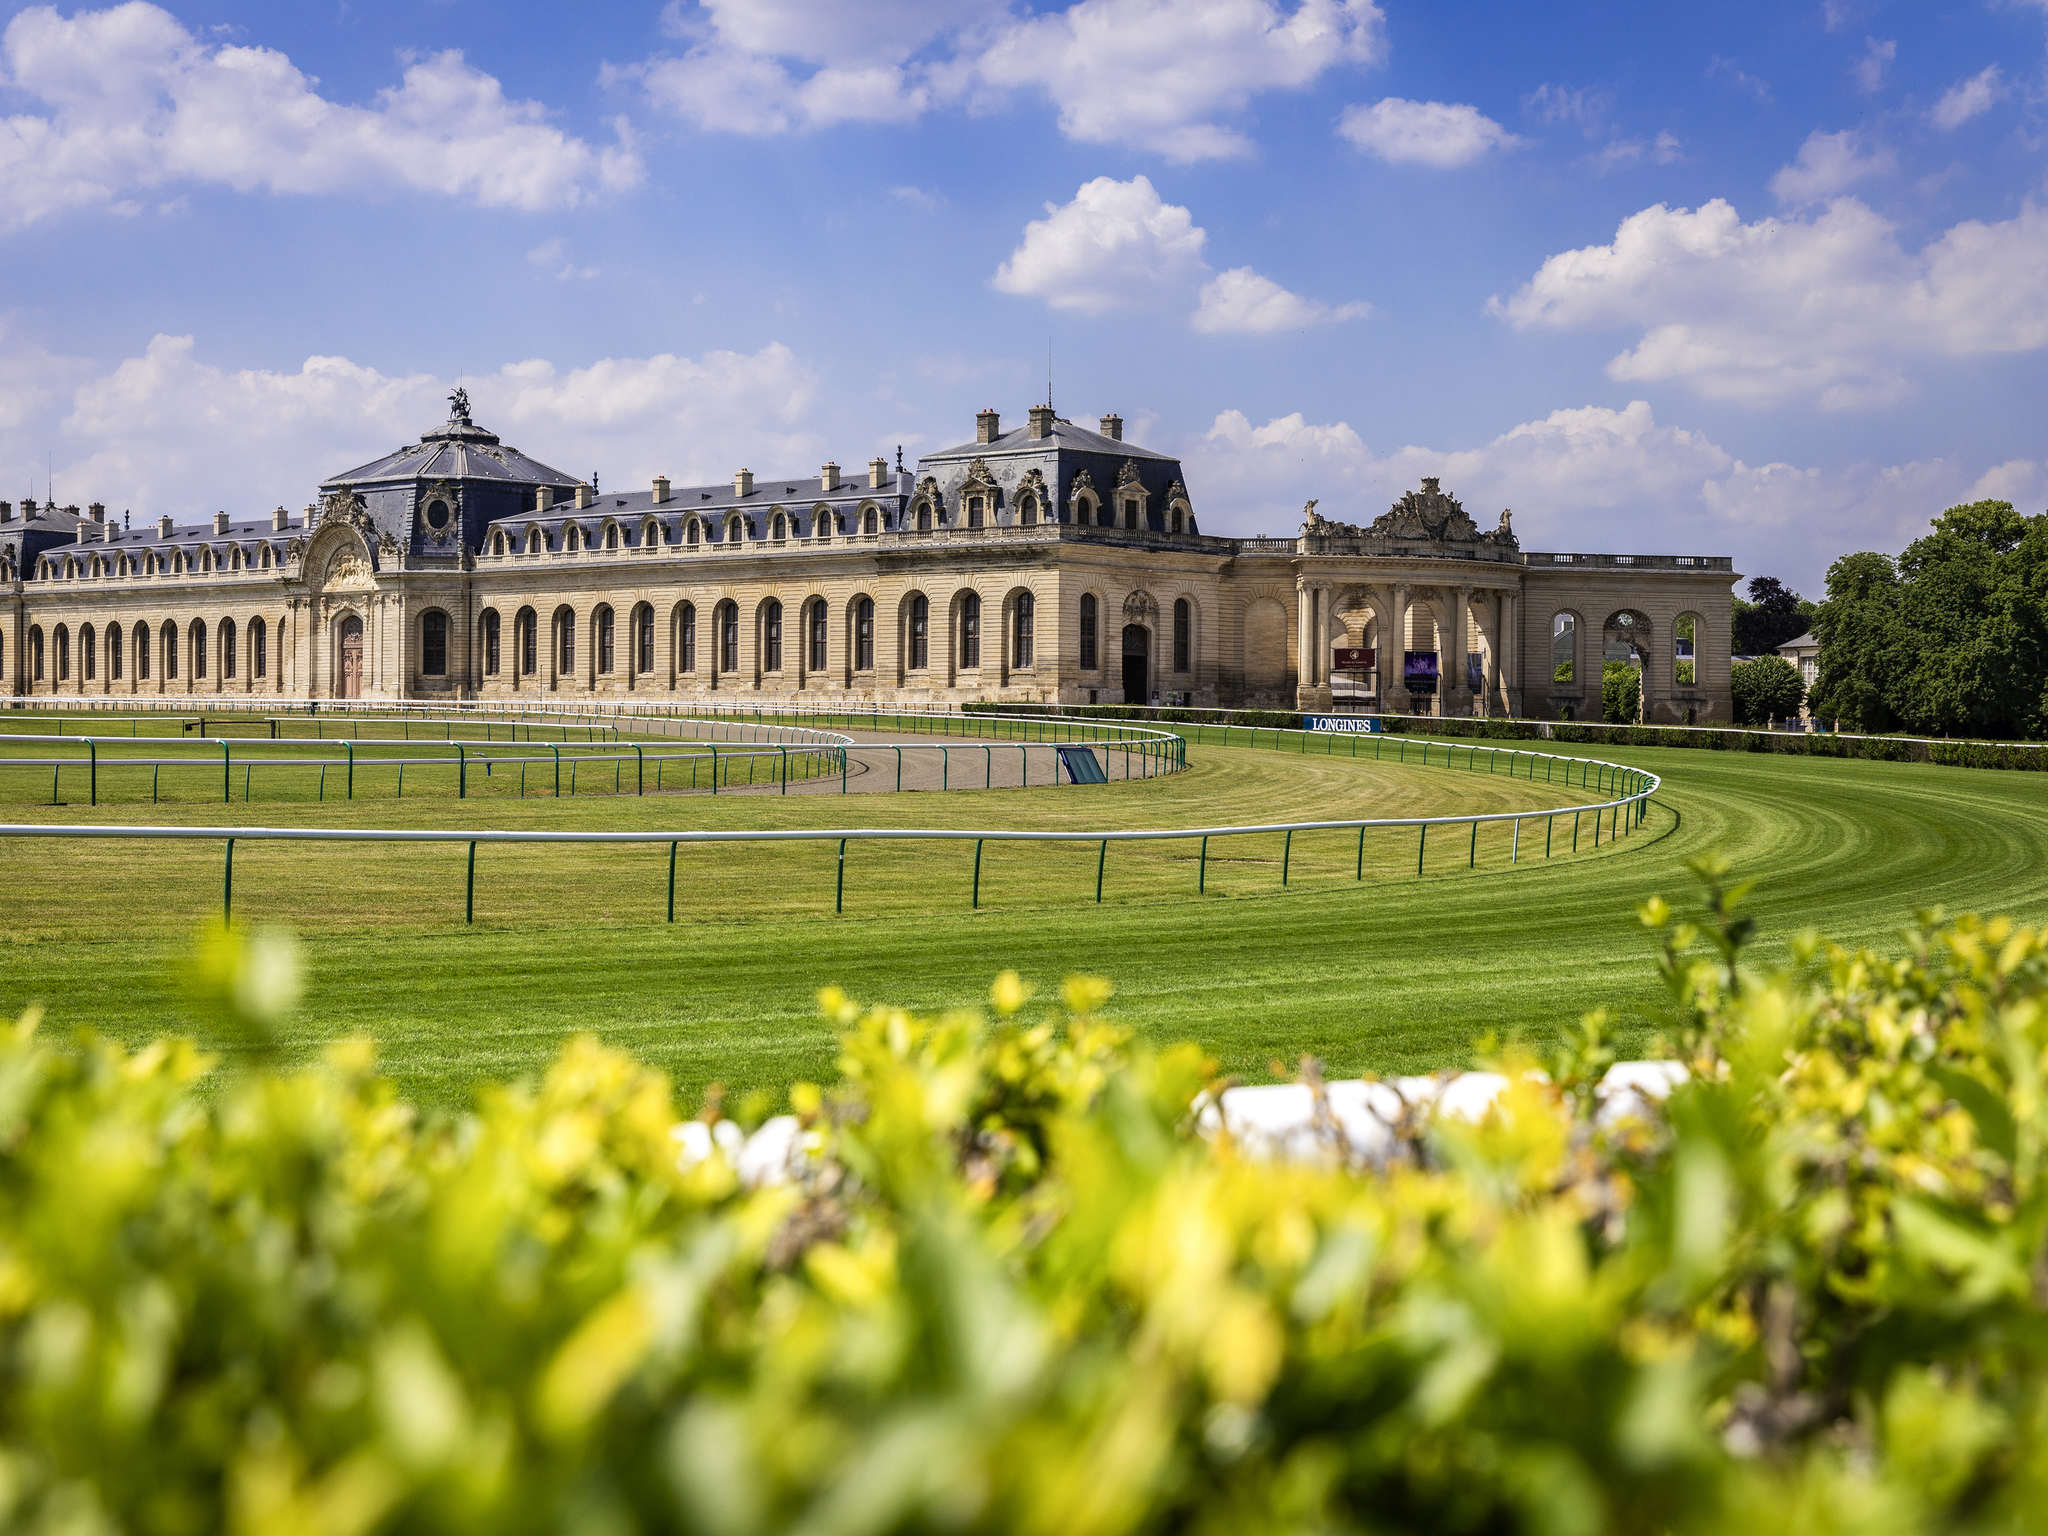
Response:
[718, 602, 739, 674]
[260, 545, 273, 569]
[491, 531, 506, 557]
[813, 510, 831, 543]
[1551, 613, 1578, 686]
[421, 610, 448, 676]
[554, 608, 575, 674]
[862, 507, 877, 536]
[959, 593, 981, 669]
[479, 610, 500, 675]
[853, 596, 875, 672]
[762, 599, 783, 672]
[526, 527, 542, 556]
[163, 622, 179, 680]
[54, 624, 69, 682]
[604, 523, 619, 551]
[686, 519, 700, 546]
[135, 623, 150, 681]
[221, 618, 236, 680]
[914, 499, 932, 533]
[1079, 593, 1098, 670]
[1013, 592, 1035, 668]
[727, 515, 744, 544]
[908, 593, 929, 670]
[772, 513, 787, 542]
[807, 599, 827, 673]
[29, 626, 43, 681]
[108, 625, 122, 681]
[1019, 496, 1037, 527]
[595, 606, 615, 674]
[1173, 598, 1192, 673]
[1674, 613, 1700, 688]
[966, 495, 984, 530]
[80, 623, 95, 682]
[633, 604, 654, 675]
[677, 603, 697, 673]
[516, 608, 538, 677]
[191, 620, 207, 679]
[250, 617, 266, 679]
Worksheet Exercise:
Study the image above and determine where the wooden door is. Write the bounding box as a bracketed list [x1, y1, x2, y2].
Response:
[339, 617, 363, 699]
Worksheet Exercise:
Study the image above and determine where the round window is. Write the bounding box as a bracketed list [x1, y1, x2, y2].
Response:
[424, 499, 451, 531]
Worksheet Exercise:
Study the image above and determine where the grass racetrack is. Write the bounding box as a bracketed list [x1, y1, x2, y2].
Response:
[4, 717, 2045, 1105]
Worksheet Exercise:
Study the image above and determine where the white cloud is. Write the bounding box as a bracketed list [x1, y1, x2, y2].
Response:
[527, 238, 598, 281]
[1769, 128, 1895, 206]
[1192, 267, 1369, 332]
[993, 175, 1365, 332]
[1968, 458, 2047, 509]
[1932, 65, 2006, 131]
[1592, 131, 1682, 173]
[889, 184, 946, 211]
[1185, 399, 1995, 590]
[1852, 37, 1895, 93]
[1492, 196, 2048, 410]
[18, 335, 821, 522]
[1336, 97, 1520, 168]
[1523, 83, 1610, 133]
[632, 0, 1385, 160]
[0, 2, 640, 233]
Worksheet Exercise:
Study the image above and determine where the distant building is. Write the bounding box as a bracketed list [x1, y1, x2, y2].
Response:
[1778, 631, 1820, 720]
[5, 394, 1740, 720]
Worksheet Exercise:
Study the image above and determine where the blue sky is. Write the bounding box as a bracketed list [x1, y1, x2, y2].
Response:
[1, 0, 2044, 593]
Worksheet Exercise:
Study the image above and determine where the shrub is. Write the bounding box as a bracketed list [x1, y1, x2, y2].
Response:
[7, 889, 2048, 1532]
[1601, 660, 1641, 724]
[1730, 655, 1806, 726]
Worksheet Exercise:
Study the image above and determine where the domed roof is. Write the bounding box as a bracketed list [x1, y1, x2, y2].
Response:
[322, 389, 579, 490]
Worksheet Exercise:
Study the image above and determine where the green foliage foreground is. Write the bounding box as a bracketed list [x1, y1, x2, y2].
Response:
[6, 877, 2048, 1535]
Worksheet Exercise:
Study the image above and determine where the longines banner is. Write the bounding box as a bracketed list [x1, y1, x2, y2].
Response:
[1304, 716, 1385, 734]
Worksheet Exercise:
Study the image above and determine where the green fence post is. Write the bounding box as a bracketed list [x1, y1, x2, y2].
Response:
[1469, 819, 1478, 867]
[1356, 824, 1366, 880]
[1282, 828, 1292, 886]
[835, 837, 847, 913]
[457, 742, 467, 799]
[553, 744, 562, 797]
[345, 740, 355, 799]
[1096, 838, 1107, 903]
[1573, 812, 1581, 852]
[221, 739, 231, 803]
[984, 744, 992, 788]
[1511, 818, 1519, 864]
[88, 740, 96, 806]
[397, 763, 406, 800]
[466, 841, 476, 924]
[709, 744, 718, 793]
[1546, 815, 1554, 858]
[972, 839, 983, 909]
[1417, 823, 1427, 875]
[244, 764, 252, 803]
[223, 837, 234, 922]
[667, 841, 678, 922]
[1199, 834, 1208, 894]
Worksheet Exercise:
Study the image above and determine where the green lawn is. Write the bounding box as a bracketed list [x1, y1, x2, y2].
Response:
[4, 724, 2044, 1105]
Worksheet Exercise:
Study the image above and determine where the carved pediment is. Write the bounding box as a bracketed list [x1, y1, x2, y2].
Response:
[1123, 589, 1156, 622]
[1115, 458, 1143, 490]
[1368, 477, 1481, 542]
[1067, 467, 1095, 504]
[961, 457, 998, 492]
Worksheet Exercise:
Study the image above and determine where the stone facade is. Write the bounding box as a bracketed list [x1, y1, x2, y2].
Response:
[2, 401, 1739, 723]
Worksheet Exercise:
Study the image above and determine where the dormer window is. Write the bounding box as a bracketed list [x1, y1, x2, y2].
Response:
[727, 515, 744, 543]
[526, 528, 542, 555]
[605, 523, 619, 550]
[424, 498, 452, 533]
[967, 495, 984, 530]
[772, 513, 787, 541]
[686, 519, 700, 546]
[1122, 498, 1138, 530]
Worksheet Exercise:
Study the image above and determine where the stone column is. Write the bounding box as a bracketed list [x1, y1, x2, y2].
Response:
[1314, 584, 1335, 710]
[1441, 587, 1471, 716]
[1294, 581, 1316, 708]
[1384, 584, 1411, 714]
[1497, 589, 1518, 716]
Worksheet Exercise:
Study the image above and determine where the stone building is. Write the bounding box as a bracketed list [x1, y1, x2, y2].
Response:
[3, 394, 1738, 722]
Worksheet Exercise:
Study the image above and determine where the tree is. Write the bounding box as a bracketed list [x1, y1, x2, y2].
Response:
[1601, 659, 1640, 723]
[1730, 655, 1805, 726]
[1731, 575, 1813, 655]
[1813, 502, 2048, 738]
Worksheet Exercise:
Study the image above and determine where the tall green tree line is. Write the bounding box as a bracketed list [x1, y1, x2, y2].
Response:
[1812, 500, 2048, 739]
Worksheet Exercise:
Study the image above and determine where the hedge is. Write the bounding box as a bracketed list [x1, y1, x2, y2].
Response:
[970, 702, 2048, 772]
[5, 878, 2048, 1533]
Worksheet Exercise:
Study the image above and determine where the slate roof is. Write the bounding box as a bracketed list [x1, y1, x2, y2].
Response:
[325, 419, 580, 488]
[921, 417, 1178, 463]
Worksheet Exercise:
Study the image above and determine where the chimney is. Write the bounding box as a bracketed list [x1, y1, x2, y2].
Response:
[575, 484, 594, 510]
[734, 468, 753, 497]
[21, 497, 37, 519]
[820, 461, 839, 492]
[0, 502, 12, 522]
[271, 506, 289, 531]
[868, 457, 888, 489]
[1099, 413, 1123, 442]
[534, 486, 551, 513]
[212, 510, 230, 535]
[88, 501, 105, 523]
[976, 408, 1001, 444]
[1028, 404, 1056, 440]
[101, 519, 117, 542]
[157, 514, 174, 539]
[652, 475, 671, 505]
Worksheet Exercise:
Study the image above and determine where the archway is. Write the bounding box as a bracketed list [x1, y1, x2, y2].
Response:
[1121, 623, 1149, 705]
[337, 615, 364, 699]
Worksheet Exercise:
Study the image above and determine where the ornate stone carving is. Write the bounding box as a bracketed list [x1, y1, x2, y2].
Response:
[1115, 458, 1142, 490]
[1122, 589, 1156, 622]
[1301, 499, 1326, 535]
[448, 387, 473, 426]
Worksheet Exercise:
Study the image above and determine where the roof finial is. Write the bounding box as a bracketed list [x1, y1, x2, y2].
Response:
[895, 444, 904, 472]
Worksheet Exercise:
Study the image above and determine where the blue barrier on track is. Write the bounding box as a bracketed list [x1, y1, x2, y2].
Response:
[1058, 746, 1108, 784]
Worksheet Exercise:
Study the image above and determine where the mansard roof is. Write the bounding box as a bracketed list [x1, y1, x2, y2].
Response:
[922, 416, 1177, 463]
[324, 396, 580, 489]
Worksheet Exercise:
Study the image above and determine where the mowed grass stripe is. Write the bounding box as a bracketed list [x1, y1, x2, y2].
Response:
[5, 737, 2021, 1106]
